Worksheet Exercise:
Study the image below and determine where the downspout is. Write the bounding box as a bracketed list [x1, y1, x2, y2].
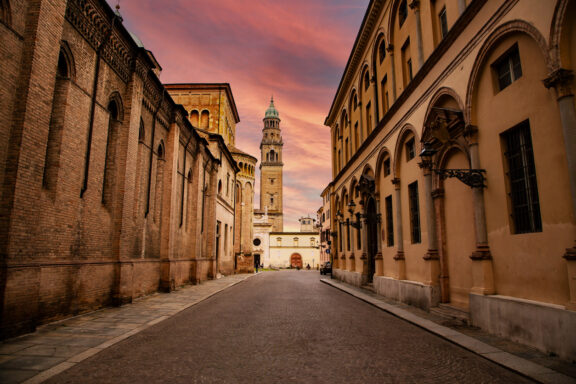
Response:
[80, 15, 118, 197]
[145, 90, 166, 217]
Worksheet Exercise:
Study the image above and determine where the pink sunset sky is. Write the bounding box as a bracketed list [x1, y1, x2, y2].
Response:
[108, 0, 369, 231]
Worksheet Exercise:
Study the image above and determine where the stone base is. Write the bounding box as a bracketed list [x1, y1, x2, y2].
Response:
[470, 294, 576, 361]
[333, 269, 363, 287]
[373, 276, 439, 311]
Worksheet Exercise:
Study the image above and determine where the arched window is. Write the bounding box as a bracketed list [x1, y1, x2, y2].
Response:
[190, 110, 199, 127]
[200, 110, 209, 129]
[102, 98, 122, 206]
[139, 119, 145, 142]
[269, 149, 276, 162]
[157, 141, 164, 159]
[218, 180, 222, 194]
[379, 39, 386, 64]
[353, 93, 358, 110]
[364, 70, 370, 91]
[43, 46, 73, 190]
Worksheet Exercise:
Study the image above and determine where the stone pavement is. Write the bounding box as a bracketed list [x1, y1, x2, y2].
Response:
[321, 278, 576, 384]
[0, 273, 254, 384]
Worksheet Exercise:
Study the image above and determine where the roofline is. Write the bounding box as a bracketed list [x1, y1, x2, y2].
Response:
[324, 0, 382, 127]
[164, 83, 241, 124]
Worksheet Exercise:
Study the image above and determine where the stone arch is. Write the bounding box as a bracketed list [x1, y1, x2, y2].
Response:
[549, 0, 573, 70]
[387, 0, 409, 49]
[349, 88, 358, 113]
[465, 20, 552, 124]
[349, 177, 358, 200]
[392, 124, 419, 177]
[360, 63, 371, 94]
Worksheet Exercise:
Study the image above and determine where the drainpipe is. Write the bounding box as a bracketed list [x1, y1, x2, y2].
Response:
[80, 15, 118, 197]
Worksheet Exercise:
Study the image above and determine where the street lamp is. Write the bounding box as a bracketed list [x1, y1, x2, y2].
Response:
[419, 142, 486, 188]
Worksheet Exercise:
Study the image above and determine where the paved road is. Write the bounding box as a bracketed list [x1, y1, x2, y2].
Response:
[45, 271, 531, 384]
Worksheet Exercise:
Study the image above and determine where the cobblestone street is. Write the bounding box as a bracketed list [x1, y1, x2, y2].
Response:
[36, 271, 535, 383]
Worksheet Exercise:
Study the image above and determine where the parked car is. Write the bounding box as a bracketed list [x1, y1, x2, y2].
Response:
[320, 261, 332, 275]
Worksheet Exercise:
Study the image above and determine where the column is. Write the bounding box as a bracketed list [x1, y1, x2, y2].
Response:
[409, 1, 424, 70]
[392, 178, 406, 280]
[419, 161, 440, 289]
[544, 69, 576, 309]
[465, 125, 495, 295]
[375, 198, 384, 276]
[387, 45, 397, 102]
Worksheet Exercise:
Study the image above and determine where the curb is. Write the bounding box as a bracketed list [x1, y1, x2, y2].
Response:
[21, 274, 254, 384]
[320, 278, 575, 384]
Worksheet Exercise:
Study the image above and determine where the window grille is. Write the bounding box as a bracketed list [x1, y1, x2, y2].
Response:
[406, 138, 415, 161]
[493, 43, 522, 91]
[502, 120, 542, 233]
[385, 195, 394, 246]
[383, 158, 391, 176]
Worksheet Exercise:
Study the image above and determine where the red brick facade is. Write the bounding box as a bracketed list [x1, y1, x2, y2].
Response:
[0, 0, 234, 338]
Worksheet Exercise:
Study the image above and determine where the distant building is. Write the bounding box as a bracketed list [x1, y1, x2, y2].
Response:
[324, 0, 576, 361]
[165, 84, 258, 273]
[269, 217, 320, 269]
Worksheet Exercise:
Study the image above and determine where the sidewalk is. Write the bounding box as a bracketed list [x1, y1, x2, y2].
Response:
[321, 278, 576, 384]
[0, 273, 255, 384]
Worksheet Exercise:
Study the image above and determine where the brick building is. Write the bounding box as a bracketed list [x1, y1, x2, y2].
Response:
[0, 0, 245, 339]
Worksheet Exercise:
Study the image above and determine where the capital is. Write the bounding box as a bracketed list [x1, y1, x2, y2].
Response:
[543, 68, 574, 99]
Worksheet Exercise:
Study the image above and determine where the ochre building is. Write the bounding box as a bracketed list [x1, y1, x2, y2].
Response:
[0, 0, 249, 339]
[324, 0, 576, 360]
[165, 84, 258, 273]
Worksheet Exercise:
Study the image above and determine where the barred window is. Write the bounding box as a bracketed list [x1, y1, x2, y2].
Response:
[493, 43, 522, 91]
[439, 7, 448, 39]
[406, 138, 415, 161]
[385, 195, 394, 246]
[383, 157, 391, 177]
[502, 120, 542, 234]
[408, 181, 421, 243]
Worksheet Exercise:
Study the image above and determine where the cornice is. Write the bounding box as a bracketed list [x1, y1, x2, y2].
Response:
[325, 0, 384, 126]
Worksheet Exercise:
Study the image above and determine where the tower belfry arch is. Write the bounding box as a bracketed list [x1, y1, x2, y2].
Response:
[259, 97, 284, 232]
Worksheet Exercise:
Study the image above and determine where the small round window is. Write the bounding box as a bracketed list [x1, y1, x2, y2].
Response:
[253, 238, 261, 246]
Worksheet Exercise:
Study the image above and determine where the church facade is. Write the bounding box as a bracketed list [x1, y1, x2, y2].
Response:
[0, 0, 255, 339]
[324, 0, 576, 360]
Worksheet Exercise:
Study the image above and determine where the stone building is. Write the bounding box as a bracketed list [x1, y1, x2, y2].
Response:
[325, 0, 576, 360]
[268, 217, 320, 269]
[0, 0, 242, 339]
[165, 84, 258, 273]
[317, 186, 332, 266]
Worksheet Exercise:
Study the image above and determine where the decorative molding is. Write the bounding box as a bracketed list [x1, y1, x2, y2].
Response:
[543, 68, 574, 99]
[470, 245, 492, 260]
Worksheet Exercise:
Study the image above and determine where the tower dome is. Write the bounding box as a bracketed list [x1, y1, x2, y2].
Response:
[264, 97, 280, 119]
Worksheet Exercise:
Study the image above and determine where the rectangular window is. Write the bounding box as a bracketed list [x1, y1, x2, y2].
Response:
[493, 43, 522, 91]
[354, 122, 359, 150]
[385, 195, 394, 246]
[346, 219, 351, 251]
[345, 138, 349, 162]
[366, 102, 372, 135]
[401, 39, 412, 86]
[439, 7, 448, 39]
[383, 158, 391, 177]
[408, 181, 421, 243]
[406, 138, 415, 161]
[381, 76, 389, 114]
[502, 120, 542, 233]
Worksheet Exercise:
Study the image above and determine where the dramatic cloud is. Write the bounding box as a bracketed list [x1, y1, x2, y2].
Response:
[109, 0, 368, 230]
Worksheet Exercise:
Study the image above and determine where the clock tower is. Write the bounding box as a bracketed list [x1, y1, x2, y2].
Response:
[259, 97, 284, 232]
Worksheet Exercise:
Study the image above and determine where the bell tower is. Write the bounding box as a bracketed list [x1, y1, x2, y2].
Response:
[259, 97, 284, 232]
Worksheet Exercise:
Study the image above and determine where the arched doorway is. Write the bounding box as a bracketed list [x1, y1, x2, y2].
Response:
[365, 197, 378, 283]
[290, 253, 302, 268]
